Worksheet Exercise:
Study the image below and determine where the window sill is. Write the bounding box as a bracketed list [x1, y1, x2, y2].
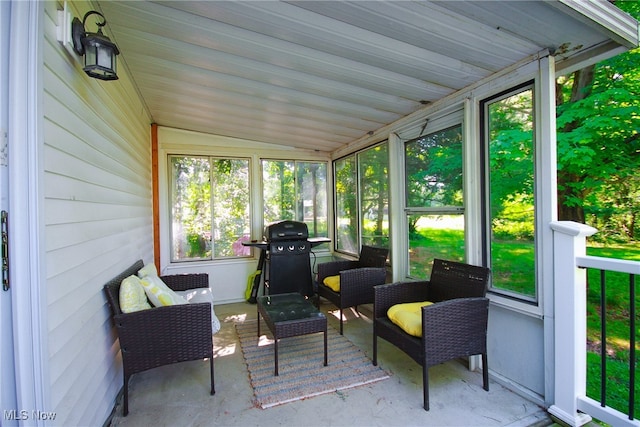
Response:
[487, 293, 543, 319]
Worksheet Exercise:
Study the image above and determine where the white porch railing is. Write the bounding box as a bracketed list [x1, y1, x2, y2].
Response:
[549, 221, 640, 427]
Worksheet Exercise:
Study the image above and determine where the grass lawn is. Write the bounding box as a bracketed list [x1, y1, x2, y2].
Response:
[584, 243, 640, 419]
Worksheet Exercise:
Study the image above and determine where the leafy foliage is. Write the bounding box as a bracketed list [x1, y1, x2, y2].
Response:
[556, 1, 640, 241]
[171, 156, 212, 259]
[263, 160, 296, 223]
[335, 143, 390, 253]
[405, 126, 463, 209]
[335, 156, 358, 253]
[405, 125, 463, 237]
[211, 159, 251, 257]
[170, 156, 250, 260]
[487, 91, 534, 223]
[359, 144, 389, 247]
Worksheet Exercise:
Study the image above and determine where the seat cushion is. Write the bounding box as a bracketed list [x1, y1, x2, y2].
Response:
[387, 301, 433, 337]
[323, 275, 341, 292]
[119, 275, 152, 313]
[176, 288, 221, 334]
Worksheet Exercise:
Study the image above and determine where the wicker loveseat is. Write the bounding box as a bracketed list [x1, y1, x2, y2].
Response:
[372, 258, 491, 410]
[103, 260, 215, 416]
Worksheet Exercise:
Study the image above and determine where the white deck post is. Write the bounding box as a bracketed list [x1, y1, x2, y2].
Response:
[548, 221, 597, 426]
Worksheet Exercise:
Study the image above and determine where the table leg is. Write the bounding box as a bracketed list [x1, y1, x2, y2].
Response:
[323, 329, 328, 367]
[274, 337, 279, 376]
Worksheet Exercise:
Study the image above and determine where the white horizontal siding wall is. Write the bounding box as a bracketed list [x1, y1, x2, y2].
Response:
[43, 1, 152, 425]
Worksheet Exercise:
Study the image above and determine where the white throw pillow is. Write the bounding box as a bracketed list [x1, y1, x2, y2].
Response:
[176, 288, 221, 334]
[137, 263, 159, 278]
[139, 274, 188, 307]
[119, 275, 152, 313]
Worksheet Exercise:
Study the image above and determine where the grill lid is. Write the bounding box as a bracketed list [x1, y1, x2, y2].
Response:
[264, 220, 309, 241]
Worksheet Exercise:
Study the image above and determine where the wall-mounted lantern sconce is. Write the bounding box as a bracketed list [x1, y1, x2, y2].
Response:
[71, 11, 119, 81]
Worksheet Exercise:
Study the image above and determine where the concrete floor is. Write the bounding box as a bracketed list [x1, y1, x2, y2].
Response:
[109, 300, 553, 427]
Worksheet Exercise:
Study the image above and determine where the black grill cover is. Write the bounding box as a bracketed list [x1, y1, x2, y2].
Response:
[264, 220, 308, 241]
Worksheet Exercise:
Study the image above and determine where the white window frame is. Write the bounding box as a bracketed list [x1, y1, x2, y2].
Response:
[168, 155, 252, 262]
[403, 112, 465, 279]
[260, 158, 329, 240]
[470, 56, 556, 318]
[332, 140, 390, 257]
[157, 129, 332, 270]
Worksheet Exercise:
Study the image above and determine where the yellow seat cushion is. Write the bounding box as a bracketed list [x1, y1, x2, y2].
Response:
[387, 301, 433, 337]
[323, 275, 341, 292]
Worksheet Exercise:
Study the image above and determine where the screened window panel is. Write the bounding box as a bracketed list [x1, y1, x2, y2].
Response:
[262, 160, 295, 224]
[484, 87, 536, 300]
[211, 159, 251, 258]
[334, 155, 358, 254]
[262, 160, 328, 244]
[408, 214, 465, 279]
[405, 126, 463, 208]
[169, 156, 250, 261]
[296, 161, 328, 239]
[404, 123, 464, 278]
[334, 143, 389, 255]
[170, 156, 212, 261]
[358, 144, 389, 248]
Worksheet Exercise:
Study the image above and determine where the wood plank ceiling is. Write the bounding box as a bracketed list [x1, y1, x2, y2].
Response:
[97, 1, 638, 153]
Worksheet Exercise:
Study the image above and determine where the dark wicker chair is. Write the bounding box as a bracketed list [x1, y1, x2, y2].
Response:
[103, 260, 215, 416]
[372, 258, 491, 410]
[316, 245, 388, 334]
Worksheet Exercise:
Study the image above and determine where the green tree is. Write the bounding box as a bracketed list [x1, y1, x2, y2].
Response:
[171, 156, 212, 259]
[335, 156, 357, 252]
[405, 126, 463, 235]
[263, 160, 296, 223]
[211, 158, 250, 257]
[359, 143, 389, 246]
[556, 1, 640, 241]
[296, 162, 327, 237]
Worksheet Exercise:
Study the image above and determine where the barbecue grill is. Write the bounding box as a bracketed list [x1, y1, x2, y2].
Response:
[243, 220, 330, 299]
[264, 220, 312, 296]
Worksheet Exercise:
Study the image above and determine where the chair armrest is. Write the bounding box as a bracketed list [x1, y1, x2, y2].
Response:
[114, 302, 212, 360]
[338, 267, 387, 300]
[373, 280, 430, 318]
[317, 260, 358, 283]
[161, 273, 209, 291]
[421, 297, 489, 366]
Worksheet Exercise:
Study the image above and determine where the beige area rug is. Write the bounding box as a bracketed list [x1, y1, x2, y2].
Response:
[235, 320, 389, 408]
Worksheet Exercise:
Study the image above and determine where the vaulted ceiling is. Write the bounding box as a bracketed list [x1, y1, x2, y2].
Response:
[97, 1, 638, 153]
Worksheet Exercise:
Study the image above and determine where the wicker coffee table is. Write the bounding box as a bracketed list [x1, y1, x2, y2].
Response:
[257, 292, 328, 376]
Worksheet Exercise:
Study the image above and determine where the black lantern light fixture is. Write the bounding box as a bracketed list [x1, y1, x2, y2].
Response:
[72, 11, 119, 81]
